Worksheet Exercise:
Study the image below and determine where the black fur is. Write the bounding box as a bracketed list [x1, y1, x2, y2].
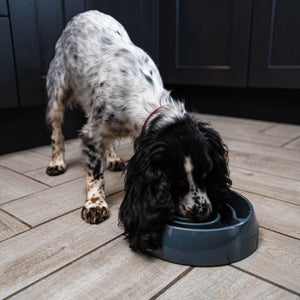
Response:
[119, 115, 232, 252]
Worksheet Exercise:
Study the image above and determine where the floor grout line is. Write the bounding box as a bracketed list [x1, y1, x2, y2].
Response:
[280, 135, 300, 148]
[230, 265, 300, 297]
[0, 207, 33, 230]
[28, 174, 86, 189]
[233, 186, 300, 207]
[223, 135, 291, 148]
[0, 186, 50, 207]
[0, 164, 52, 188]
[149, 267, 194, 300]
[0, 190, 124, 244]
[258, 123, 278, 134]
[229, 163, 300, 182]
[259, 225, 300, 241]
[29, 189, 124, 229]
[0, 227, 32, 243]
[0, 175, 87, 208]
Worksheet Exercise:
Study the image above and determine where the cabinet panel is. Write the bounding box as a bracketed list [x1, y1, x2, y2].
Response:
[9, 0, 85, 107]
[177, 1, 232, 67]
[9, 0, 44, 106]
[160, 0, 252, 87]
[0, 0, 8, 15]
[64, 0, 86, 23]
[86, 0, 159, 63]
[249, 0, 300, 88]
[0, 18, 19, 109]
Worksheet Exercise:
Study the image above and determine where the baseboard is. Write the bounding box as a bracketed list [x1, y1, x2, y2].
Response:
[0, 105, 85, 155]
[167, 85, 300, 125]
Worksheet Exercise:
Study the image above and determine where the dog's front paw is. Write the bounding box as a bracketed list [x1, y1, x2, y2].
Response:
[81, 205, 110, 224]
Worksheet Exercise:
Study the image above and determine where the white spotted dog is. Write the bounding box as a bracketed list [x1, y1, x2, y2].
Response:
[46, 11, 231, 251]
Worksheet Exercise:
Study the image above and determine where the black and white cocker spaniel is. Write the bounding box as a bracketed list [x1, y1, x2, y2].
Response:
[46, 11, 232, 252]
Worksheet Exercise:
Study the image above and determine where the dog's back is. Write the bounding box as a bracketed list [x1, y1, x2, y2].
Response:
[45, 10, 169, 177]
[47, 10, 164, 129]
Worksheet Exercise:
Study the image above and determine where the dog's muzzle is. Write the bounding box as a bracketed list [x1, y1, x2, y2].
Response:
[180, 188, 213, 220]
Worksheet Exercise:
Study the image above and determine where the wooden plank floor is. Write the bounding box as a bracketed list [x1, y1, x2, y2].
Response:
[0, 114, 299, 299]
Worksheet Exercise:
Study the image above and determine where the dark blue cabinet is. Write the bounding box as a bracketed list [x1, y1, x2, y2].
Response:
[159, 0, 253, 87]
[249, 0, 300, 88]
[8, 0, 86, 107]
[160, 0, 300, 89]
[86, 0, 159, 64]
[0, 0, 8, 15]
[0, 18, 18, 108]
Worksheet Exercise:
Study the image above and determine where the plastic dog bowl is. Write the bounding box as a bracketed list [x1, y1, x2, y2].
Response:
[152, 190, 259, 266]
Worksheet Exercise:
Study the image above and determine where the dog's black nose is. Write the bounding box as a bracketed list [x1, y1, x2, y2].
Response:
[184, 202, 212, 220]
[198, 202, 212, 219]
[201, 203, 209, 215]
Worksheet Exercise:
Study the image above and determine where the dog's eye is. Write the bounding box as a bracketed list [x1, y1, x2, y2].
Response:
[201, 172, 207, 180]
[178, 179, 187, 187]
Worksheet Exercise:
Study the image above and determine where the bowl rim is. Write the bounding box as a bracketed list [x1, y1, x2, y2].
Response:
[166, 190, 253, 232]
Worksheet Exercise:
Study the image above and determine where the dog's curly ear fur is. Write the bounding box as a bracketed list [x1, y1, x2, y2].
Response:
[119, 138, 174, 252]
[197, 121, 232, 209]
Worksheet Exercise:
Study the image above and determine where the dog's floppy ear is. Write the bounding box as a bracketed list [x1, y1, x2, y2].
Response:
[197, 121, 232, 207]
[119, 138, 174, 252]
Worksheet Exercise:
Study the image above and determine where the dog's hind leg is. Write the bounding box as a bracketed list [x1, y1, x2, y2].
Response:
[45, 55, 69, 176]
[105, 141, 125, 171]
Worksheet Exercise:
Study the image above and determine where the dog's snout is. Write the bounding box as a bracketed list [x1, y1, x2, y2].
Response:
[195, 201, 212, 220]
[200, 201, 213, 218]
[183, 200, 212, 220]
[199, 202, 209, 215]
[179, 184, 213, 220]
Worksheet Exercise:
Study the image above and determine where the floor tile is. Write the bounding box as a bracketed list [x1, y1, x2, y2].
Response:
[25, 149, 84, 187]
[0, 150, 48, 173]
[283, 137, 300, 150]
[157, 266, 298, 300]
[262, 123, 300, 139]
[0, 210, 29, 242]
[1, 170, 124, 226]
[0, 192, 123, 299]
[10, 238, 187, 300]
[31, 139, 81, 158]
[233, 228, 300, 294]
[0, 166, 48, 204]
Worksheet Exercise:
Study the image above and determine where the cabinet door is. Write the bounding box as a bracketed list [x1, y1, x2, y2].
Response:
[0, 18, 18, 109]
[160, 0, 252, 87]
[0, 0, 8, 15]
[8, 0, 85, 107]
[86, 0, 159, 63]
[249, 0, 300, 88]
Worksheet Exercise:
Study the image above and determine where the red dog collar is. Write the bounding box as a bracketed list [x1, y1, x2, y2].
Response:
[141, 105, 169, 135]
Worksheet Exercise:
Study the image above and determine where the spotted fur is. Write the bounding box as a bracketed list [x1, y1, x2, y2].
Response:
[46, 10, 231, 249]
[46, 11, 183, 224]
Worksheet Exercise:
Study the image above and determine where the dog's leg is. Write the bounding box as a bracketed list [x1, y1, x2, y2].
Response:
[46, 101, 66, 176]
[80, 126, 109, 224]
[45, 58, 68, 176]
[106, 141, 125, 171]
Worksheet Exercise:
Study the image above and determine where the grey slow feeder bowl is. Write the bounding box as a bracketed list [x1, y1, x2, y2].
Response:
[153, 190, 259, 266]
